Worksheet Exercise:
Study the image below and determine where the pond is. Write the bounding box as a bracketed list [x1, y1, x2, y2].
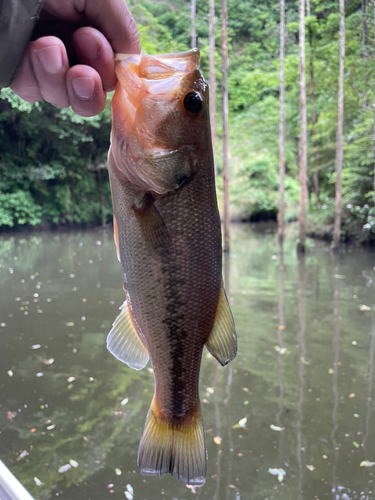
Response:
[0, 224, 374, 500]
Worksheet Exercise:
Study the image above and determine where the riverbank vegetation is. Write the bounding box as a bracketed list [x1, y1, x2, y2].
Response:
[1, 0, 375, 243]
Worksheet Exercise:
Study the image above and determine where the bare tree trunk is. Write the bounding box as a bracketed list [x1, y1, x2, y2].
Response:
[297, 0, 308, 253]
[362, 0, 368, 50]
[221, 0, 230, 252]
[278, 0, 285, 243]
[306, 0, 310, 16]
[308, 24, 319, 205]
[373, 102, 375, 205]
[209, 0, 217, 178]
[362, 0, 368, 107]
[191, 0, 196, 48]
[332, 0, 345, 250]
[373, 5, 375, 206]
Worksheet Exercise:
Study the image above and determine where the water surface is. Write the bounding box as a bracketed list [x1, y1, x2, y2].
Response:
[0, 224, 374, 500]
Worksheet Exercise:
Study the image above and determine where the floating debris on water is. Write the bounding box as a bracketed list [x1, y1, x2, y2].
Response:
[359, 304, 371, 311]
[270, 424, 284, 432]
[58, 464, 71, 473]
[232, 417, 247, 429]
[274, 346, 287, 354]
[268, 468, 286, 483]
[360, 461, 375, 467]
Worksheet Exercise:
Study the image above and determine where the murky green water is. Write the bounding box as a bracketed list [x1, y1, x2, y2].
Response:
[0, 224, 375, 500]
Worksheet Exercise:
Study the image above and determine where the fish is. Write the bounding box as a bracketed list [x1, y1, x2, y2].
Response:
[106, 49, 237, 487]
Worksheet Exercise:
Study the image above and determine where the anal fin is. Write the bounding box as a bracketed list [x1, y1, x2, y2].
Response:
[205, 284, 237, 366]
[107, 301, 149, 370]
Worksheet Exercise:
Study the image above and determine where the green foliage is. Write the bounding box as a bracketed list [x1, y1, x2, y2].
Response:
[0, 191, 42, 226]
[0, 90, 112, 228]
[0, 0, 375, 242]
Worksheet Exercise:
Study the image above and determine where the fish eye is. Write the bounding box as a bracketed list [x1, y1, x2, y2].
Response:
[183, 92, 203, 114]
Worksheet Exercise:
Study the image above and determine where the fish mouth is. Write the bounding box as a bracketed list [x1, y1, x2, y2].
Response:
[115, 49, 200, 76]
[115, 48, 199, 60]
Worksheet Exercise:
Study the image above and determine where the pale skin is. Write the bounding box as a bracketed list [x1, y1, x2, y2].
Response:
[10, 0, 141, 117]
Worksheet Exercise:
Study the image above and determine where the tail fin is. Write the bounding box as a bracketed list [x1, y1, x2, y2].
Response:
[137, 399, 206, 486]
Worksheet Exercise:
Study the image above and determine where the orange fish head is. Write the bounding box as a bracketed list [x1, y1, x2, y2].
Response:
[110, 50, 210, 194]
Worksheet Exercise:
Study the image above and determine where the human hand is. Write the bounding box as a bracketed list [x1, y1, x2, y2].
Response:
[10, 0, 140, 117]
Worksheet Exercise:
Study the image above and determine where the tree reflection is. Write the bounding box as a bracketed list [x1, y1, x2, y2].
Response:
[362, 308, 375, 451]
[331, 262, 340, 499]
[276, 240, 286, 462]
[296, 255, 306, 500]
[223, 249, 235, 500]
[212, 366, 222, 500]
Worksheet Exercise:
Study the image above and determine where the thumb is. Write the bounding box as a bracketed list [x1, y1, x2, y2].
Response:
[81, 0, 140, 54]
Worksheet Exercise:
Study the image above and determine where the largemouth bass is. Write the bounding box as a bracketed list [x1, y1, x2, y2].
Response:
[106, 49, 236, 486]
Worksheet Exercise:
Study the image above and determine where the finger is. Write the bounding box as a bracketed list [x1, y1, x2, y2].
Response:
[83, 0, 141, 55]
[73, 27, 116, 92]
[66, 65, 106, 117]
[30, 37, 70, 108]
[10, 45, 42, 103]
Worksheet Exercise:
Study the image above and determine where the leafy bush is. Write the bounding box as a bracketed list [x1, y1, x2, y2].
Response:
[0, 191, 42, 227]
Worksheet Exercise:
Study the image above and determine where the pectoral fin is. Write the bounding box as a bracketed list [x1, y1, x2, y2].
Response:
[133, 194, 173, 256]
[205, 285, 237, 366]
[107, 301, 149, 370]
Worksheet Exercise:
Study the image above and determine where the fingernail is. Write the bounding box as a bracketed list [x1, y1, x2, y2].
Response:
[71, 77, 96, 99]
[36, 46, 62, 74]
[75, 33, 99, 60]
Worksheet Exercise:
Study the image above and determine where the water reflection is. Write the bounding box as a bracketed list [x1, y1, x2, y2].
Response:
[0, 226, 375, 499]
[276, 241, 285, 463]
[296, 255, 306, 500]
[331, 260, 340, 499]
[362, 310, 374, 449]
